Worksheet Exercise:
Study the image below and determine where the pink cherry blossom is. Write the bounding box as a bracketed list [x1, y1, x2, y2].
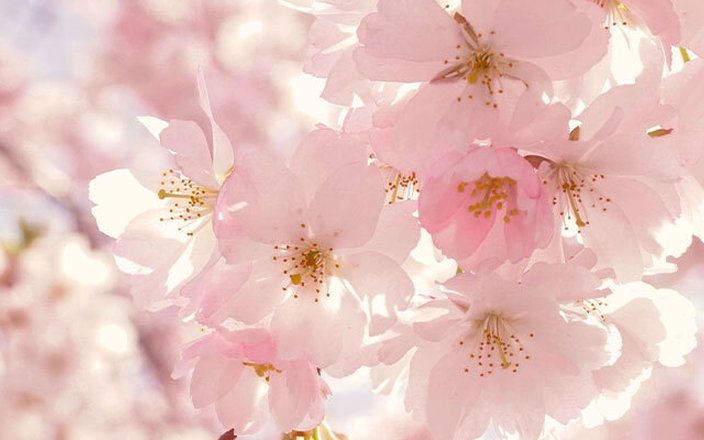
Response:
[187, 127, 419, 371]
[576, 281, 697, 424]
[352, 0, 605, 172]
[404, 262, 611, 439]
[419, 146, 553, 271]
[89, 74, 234, 309]
[525, 77, 687, 281]
[174, 328, 330, 435]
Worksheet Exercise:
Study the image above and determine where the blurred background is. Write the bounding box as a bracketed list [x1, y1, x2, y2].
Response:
[0, 1, 702, 439]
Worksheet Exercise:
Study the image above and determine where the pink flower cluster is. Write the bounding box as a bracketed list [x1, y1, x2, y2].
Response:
[90, 0, 704, 438]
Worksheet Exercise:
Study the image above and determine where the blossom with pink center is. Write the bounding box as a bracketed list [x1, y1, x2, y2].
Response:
[89, 74, 234, 310]
[188, 127, 419, 370]
[174, 328, 330, 436]
[404, 262, 611, 439]
[352, 0, 606, 170]
[419, 147, 553, 271]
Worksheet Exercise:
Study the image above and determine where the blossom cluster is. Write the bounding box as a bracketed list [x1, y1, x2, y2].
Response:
[89, 0, 704, 438]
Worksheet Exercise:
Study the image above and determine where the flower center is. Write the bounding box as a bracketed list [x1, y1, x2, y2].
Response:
[436, 13, 522, 107]
[458, 314, 534, 377]
[384, 171, 420, 204]
[458, 172, 519, 223]
[372, 155, 421, 204]
[578, 299, 608, 322]
[272, 226, 340, 302]
[544, 164, 610, 231]
[593, 0, 630, 28]
[157, 168, 218, 237]
[242, 362, 282, 382]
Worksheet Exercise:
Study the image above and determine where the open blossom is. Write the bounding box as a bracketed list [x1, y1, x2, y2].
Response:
[186, 127, 419, 370]
[419, 147, 553, 271]
[574, 281, 698, 424]
[526, 76, 687, 281]
[353, 0, 605, 171]
[404, 263, 611, 439]
[174, 328, 330, 435]
[89, 74, 234, 309]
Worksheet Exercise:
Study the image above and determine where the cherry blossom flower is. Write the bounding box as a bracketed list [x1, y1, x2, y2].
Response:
[89, 74, 234, 309]
[404, 262, 611, 439]
[575, 281, 698, 425]
[174, 328, 330, 436]
[353, 0, 605, 171]
[526, 77, 687, 281]
[193, 127, 419, 371]
[419, 146, 553, 271]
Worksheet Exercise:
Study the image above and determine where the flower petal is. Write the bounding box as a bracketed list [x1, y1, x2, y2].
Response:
[307, 163, 385, 249]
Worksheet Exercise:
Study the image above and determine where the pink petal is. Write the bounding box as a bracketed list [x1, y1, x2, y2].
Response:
[271, 291, 365, 369]
[426, 350, 484, 439]
[307, 163, 385, 249]
[268, 359, 326, 431]
[355, 0, 464, 82]
[341, 250, 415, 335]
[490, 0, 592, 59]
[320, 48, 370, 106]
[190, 354, 244, 408]
[219, 148, 306, 244]
[631, 0, 681, 44]
[197, 69, 235, 179]
[289, 127, 368, 203]
[159, 120, 219, 189]
[363, 200, 420, 264]
[534, 3, 609, 80]
[206, 259, 288, 326]
[214, 371, 269, 435]
[180, 257, 252, 323]
[371, 81, 468, 174]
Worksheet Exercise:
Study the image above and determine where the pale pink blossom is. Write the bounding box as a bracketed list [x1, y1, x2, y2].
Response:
[353, 0, 605, 172]
[526, 78, 687, 281]
[404, 263, 611, 439]
[189, 127, 419, 371]
[419, 146, 553, 271]
[555, 280, 698, 425]
[174, 328, 330, 436]
[89, 74, 234, 310]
